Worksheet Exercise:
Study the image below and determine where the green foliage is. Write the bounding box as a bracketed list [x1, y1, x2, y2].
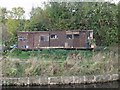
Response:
[9, 49, 30, 59]
[8, 49, 93, 61]
[117, 2, 120, 44]
[2, 7, 25, 48]
[0, 7, 7, 24]
[2, 50, 118, 77]
[1, 2, 118, 47]
[25, 2, 118, 46]
[6, 19, 19, 35]
[1, 2, 119, 77]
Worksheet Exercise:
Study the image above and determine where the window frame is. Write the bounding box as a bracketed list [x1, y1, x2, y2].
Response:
[74, 34, 80, 38]
[18, 36, 27, 41]
[50, 34, 58, 39]
[66, 34, 73, 39]
[40, 35, 49, 42]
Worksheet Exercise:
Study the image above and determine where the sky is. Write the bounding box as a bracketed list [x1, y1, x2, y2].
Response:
[0, 0, 47, 19]
[0, 0, 119, 19]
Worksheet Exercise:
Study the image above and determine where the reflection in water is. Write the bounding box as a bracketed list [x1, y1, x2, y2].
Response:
[2, 80, 120, 90]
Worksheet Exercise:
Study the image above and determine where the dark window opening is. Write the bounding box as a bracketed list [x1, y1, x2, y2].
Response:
[50, 34, 58, 39]
[41, 35, 49, 41]
[66, 34, 73, 39]
[18, 36, 27, 41]
[74, 34, 79, 38]
[22, 45, 29, 49]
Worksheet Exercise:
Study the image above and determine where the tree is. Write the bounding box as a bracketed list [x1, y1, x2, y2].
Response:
[5, 7, 25, 47]
[0, 7, 7, 24]
[10, 7, 25, 19]
[25, 2, 118, 46]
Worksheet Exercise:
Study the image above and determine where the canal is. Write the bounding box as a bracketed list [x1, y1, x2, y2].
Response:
[1, 80, 120, 90]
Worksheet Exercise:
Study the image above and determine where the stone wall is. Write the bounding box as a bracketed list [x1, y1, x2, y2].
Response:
[2, 74, 119, 86]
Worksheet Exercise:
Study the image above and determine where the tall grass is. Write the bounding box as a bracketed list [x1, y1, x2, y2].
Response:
[2, 49, 118, 77]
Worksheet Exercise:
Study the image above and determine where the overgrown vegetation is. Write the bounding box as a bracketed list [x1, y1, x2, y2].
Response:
[1, 49, 118, 77]
[0, 1, 119, 78]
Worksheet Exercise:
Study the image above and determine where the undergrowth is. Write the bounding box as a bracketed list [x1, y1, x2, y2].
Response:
[1, 48, 118, 77]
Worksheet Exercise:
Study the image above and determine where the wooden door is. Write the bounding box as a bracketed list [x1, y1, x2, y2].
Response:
[79, 32, 87, 47]
[73, 34, 80, 48]
[27, 33, 34, 49]
[39, 34, 49, 47]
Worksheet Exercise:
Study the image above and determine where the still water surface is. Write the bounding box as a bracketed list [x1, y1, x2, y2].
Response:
[1, 80, 120, 90]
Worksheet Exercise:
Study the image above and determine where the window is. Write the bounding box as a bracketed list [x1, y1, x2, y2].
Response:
[18, 36, 26, 41]
[90, 32, 93, 39]
[74, 34, 79, 38]
[66, 34, 73, 39]
[40, 35, 49, 41]
[50, 34, 58, 39]
[22, 45, 29, 49]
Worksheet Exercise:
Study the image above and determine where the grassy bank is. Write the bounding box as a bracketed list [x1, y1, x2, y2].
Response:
[7, 49, 93, 60]
[1, 48, 118, 77]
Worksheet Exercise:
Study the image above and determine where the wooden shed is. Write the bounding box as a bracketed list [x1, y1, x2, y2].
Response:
[17, 30, 94, 50]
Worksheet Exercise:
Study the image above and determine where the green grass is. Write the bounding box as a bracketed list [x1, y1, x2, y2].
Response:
[2, 49, 118, 77]
[7, 49, 93, 60]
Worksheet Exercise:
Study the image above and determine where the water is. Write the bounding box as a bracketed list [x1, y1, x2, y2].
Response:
[1, 80, 120, 90]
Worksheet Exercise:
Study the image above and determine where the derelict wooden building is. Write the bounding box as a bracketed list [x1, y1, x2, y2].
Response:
[17, 30, 93, 50]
